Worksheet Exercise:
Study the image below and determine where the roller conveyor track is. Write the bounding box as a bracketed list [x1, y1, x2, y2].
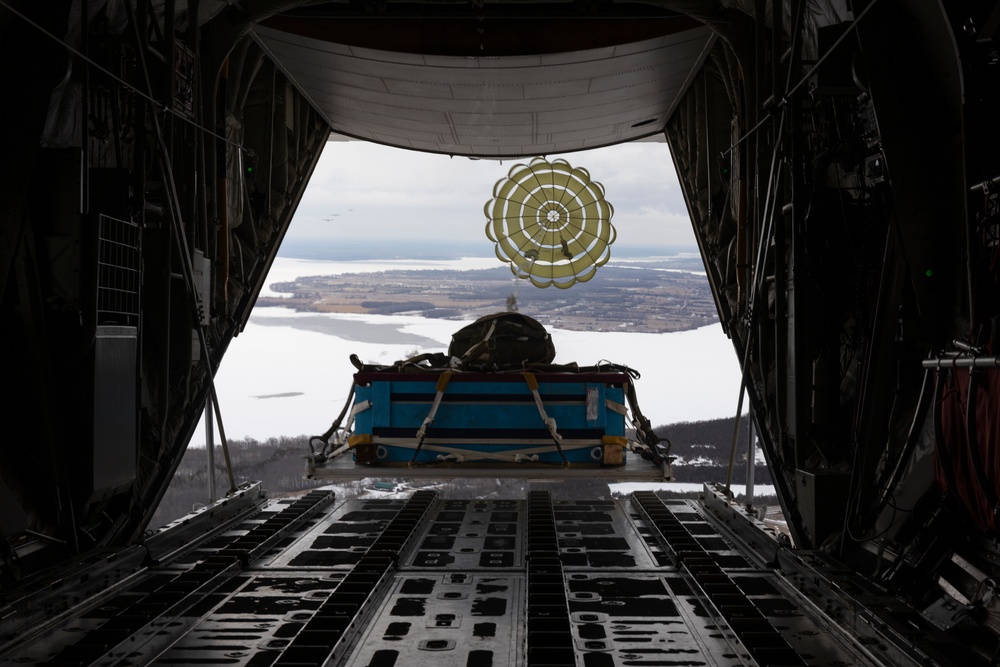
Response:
[0, 487, 984, 667]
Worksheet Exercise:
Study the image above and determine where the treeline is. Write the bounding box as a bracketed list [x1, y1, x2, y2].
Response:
[150, 439, 634, 530]
[150, 415, 772, 529]
[359, 301, 464, 318]
[655, 415, 773, 486]
[150, 435, 324, 529]
[359, 300, 436, 314]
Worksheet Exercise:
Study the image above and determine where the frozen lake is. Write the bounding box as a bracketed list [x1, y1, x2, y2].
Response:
[196, 256, 745, 445]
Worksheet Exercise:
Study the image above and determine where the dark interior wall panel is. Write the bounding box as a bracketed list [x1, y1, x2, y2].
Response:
[0, 477, 29, 537]
[91, 326, 138, 503]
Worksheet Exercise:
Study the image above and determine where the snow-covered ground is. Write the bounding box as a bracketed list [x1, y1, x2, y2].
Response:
[195, 256, 744, 444]
[608, 482, 776, 498]
[199, 309, 742, 444]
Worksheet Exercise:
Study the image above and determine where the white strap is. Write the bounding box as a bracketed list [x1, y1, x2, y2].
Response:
[415, 372, 452, 440]
[374, 438, 594, 463]
[374, 437, 599, 448]
[326, 442, 351, 460]
[321, 400, 371, 460]
[605, 399, 628, 416]
[523, 373, 562, 442]
[349, 399, 371, 419]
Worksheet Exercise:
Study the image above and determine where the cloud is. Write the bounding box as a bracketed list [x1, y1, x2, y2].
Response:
[287, 140, 695, 248]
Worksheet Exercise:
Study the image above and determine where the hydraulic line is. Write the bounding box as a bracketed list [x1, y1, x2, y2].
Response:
[725, 378, 747, 495]
[722, 0, 809, 542]
[966, 369, 999, 515]
[869, 368, 933, 520]
[124, 0, 237, 494]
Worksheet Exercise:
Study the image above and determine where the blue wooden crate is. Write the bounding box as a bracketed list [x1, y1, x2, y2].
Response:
[349, 371, 628, 465]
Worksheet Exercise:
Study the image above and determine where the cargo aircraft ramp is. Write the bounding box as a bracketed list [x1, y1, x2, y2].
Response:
[4, 486, 968, 667]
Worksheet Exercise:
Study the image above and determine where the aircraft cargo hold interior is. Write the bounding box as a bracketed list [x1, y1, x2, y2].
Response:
[3, 0, 1000, 665]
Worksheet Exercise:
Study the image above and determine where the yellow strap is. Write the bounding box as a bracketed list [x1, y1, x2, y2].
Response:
[436, 370, 453, 392]
[347, 433, 372, 448]
[522, 371, 539, 391]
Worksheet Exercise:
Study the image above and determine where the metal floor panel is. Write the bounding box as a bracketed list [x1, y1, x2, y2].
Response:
[403, 499, 524, 571]
[1, 491, 882, 667]
[345, 572, 525, 667]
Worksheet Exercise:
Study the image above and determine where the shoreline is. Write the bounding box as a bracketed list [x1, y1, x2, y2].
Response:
[256, 254, 716, 334]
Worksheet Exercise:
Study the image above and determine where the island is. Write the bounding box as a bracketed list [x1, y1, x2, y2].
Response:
[257, 260, 718, 334]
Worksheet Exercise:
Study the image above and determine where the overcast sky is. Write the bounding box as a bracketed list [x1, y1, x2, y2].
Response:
[283, 139, 696, 254]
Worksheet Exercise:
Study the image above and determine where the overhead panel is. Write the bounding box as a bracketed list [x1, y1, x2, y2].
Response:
[253, 25, 714, 157]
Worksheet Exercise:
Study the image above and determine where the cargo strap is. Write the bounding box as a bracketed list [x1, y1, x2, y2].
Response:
[351, 399, 371, 420]
[522, 372, 569, 466]
[596, 360, 671, 465]
[410, 371, 454, 466]
[380, 438, 596, 463]
[606, 399, 627, 416]
[321, 433, 370, 461]
[309, 381, 358, 460]
[459, 320, 498, 366]
[619, 372, 669, 460]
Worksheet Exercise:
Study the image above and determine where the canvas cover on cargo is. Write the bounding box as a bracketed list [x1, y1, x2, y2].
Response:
[448, 312, 556, 369]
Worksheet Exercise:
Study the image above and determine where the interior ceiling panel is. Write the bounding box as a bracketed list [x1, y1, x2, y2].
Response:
[253, 24, 714, 157]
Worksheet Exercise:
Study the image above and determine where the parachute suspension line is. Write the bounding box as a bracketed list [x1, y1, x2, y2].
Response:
[508, 252, 539, 311]
[507, 207, 546, 310]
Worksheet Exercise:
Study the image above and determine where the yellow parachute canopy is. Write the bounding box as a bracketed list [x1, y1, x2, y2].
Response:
[485, 157, 616, 289]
